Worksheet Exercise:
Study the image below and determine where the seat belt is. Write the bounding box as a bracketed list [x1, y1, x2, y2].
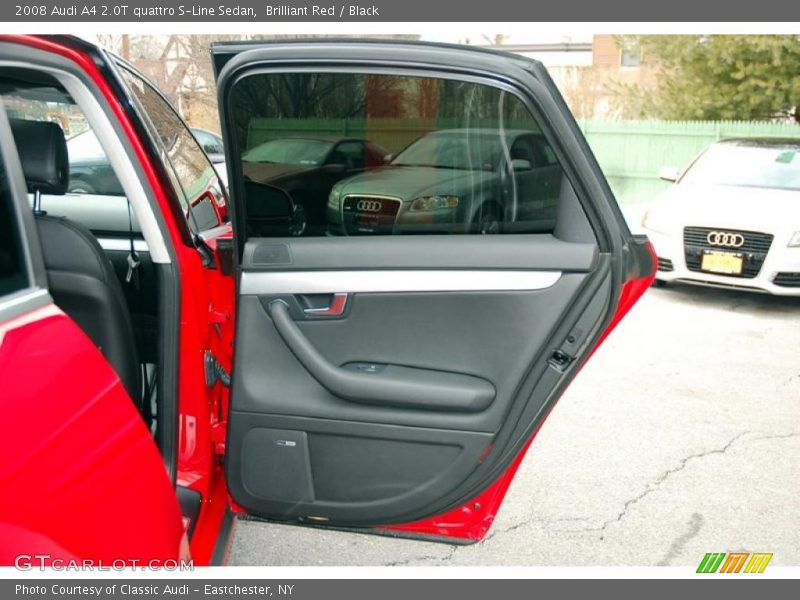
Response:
[124, 198, 150, 420]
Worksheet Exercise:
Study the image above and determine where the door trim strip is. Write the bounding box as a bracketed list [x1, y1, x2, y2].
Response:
[241, 270, 562, 295]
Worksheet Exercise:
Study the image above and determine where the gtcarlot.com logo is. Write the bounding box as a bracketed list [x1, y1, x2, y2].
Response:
[14, 554, 193, 571]
[696, 552, 773, 573]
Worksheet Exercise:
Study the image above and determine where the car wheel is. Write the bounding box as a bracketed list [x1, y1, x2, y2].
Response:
[474, 202, 502, 235]
[68, 179, 95, 194]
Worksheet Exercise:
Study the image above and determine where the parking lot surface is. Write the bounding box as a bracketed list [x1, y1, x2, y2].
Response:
[230, 283, 800, 566]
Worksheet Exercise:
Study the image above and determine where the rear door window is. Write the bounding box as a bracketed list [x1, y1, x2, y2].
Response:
[225, 72, 573, 237]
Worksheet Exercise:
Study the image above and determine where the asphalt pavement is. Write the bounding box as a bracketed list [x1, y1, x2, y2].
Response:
[230, 282, 800, 566]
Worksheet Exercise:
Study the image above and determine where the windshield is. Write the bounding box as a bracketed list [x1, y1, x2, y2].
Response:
[392, 133, 502, 171]
[682, 143, 800, 191]
[242, 139, 333, 165]
[67, 130, 105, 161]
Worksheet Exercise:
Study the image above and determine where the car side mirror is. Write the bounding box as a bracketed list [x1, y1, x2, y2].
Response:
[511, 158, 532, 172]
[659, 166, 680, 182]
[244, 181, 305, 236]
[245, 180, 294, 219]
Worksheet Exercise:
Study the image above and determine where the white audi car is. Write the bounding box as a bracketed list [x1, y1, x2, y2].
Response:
[642, 138, 800, 295]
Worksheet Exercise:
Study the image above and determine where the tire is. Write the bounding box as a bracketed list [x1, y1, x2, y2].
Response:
[68, 179, 95, 194]
[473, 202, 503, 235]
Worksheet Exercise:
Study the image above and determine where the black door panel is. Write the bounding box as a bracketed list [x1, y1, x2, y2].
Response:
[227, 230, 606, 524]
[232, 273, 589, 433]
[228, 414, 491, 523]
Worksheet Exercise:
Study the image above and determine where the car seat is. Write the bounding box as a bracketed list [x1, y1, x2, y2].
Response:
[9, 119, 142, 406]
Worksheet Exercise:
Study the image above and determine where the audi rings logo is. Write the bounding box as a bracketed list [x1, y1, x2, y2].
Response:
[707, 231, 745, 248]
[356, 199, 382, 213]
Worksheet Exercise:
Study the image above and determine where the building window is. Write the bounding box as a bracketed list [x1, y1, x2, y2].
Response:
[620, 40, 642, 67]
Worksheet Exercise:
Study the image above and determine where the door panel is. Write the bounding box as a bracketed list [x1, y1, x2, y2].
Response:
[229, 414, 491, 522]
[228, 234, 605, 525]
[216, 41, 654, 538]
[233, 272, 588, 432]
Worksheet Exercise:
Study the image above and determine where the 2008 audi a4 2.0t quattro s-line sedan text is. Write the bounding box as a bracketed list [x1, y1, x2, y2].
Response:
[0, 35, 654, 566]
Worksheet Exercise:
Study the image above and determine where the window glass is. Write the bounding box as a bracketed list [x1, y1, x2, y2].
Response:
[332, 141, 366, 169]
[1, 88, 123, 197]
[620, 39, 642, 67]
[227, 72, 572, 237]
[537, 138, 560, 166]
[120, 68, 223, 233]
[243, 138, 333, 165]
[681, 143, 800, 191]
[193, 129, 224, 155]
[0, 148, 29, 296]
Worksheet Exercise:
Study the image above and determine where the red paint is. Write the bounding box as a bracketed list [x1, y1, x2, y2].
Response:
[385, 242, 657, 541]
[0, 304, 183, 564]
[0, 35, 236, 564]
[186, 465, 231, 565]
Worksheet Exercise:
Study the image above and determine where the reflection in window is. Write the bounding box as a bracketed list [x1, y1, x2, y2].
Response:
[228, 72, 571, 237]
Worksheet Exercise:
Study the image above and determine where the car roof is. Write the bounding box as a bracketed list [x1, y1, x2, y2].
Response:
[424, 128, 540, 139]
[209, 38, 539, 69]
[717, 137, 800, 148]
[253, 135, 368, 144]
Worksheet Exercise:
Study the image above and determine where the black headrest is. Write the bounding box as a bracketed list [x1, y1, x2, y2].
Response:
[9, 118, 69, 195]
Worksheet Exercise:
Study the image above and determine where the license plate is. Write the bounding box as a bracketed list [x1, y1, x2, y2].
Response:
[701, 250, 744, 275]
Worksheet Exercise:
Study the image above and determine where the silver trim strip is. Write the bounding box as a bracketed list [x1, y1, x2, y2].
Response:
[0, 288, 52, 325]
[97, 238, 149, 253]
[241, 270, 562, 295]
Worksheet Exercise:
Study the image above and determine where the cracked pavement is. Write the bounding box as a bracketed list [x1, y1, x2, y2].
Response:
[230, 283, 800, 566]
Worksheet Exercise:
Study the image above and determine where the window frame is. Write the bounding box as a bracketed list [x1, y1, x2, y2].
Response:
[0, 104, 50, 320]
[221, 64, 603, 244]
[214, 42, 628, 256]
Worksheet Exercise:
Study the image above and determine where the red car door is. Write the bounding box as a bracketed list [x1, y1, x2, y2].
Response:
[214, 41, 655, 541]
[0, 105, 185, 566]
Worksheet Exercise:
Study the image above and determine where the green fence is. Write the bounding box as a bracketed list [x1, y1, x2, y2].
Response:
[246, 117, 800, 206]
[578, 119, 800, 205]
